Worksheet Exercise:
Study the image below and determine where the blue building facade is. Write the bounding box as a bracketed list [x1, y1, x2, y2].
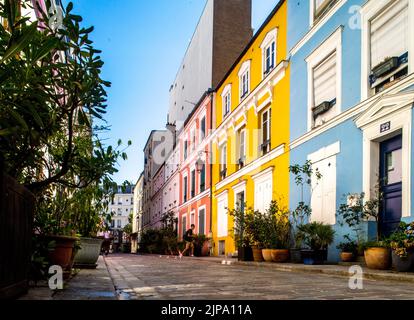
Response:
[288, 0, 414, 261]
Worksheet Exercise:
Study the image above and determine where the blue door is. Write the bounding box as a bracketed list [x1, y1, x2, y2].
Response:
[379, 135, 403, 237]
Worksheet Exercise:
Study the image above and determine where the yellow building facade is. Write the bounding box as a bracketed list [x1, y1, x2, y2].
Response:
[211, 0, 290, 256]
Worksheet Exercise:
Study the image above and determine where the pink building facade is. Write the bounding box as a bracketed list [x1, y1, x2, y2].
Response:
[178, 91, 213, 239]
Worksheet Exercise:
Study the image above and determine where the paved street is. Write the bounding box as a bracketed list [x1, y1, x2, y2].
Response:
[104, 254, 414, 300]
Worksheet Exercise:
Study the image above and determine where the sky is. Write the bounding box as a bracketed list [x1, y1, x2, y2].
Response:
[65, 0, 281, 185]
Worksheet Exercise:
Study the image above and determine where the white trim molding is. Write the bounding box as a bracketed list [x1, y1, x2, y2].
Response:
[290, 72, 414, 151]
[308, 141, 341, 163]
[306, 26, 343, 131]
[355, 90, 414, 218]
[360, 0, 414, 100]
[260, 28, 278, 79]
[215, 144, 285, 191]
[290, 0, 347, 56]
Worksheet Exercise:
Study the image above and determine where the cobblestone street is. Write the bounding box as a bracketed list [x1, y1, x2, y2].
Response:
[103, 254, 414, 300]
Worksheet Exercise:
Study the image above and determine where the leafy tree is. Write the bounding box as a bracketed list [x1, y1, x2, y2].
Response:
[0, 0, 130, 194]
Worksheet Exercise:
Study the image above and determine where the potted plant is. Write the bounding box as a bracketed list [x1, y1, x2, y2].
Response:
[297, 222, 335, 265]
[337, 235, 358, 262]
[244, 209, 265, 262]
[389, 222, 414, 272]
[229, 204, 253, 261]
[266, 201, 291, 263]
[72, 184, 115, 268]
[193, 234, 210, 257]
[289, 161, 322, 263]
[337, 186, 391, 270]
[34, 188, 79, 279]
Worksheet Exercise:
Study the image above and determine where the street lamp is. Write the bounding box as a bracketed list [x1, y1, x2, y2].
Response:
[196, 151, 209, 173]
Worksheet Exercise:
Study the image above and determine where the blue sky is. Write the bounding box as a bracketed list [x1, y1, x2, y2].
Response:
[65, 0, 280, 184]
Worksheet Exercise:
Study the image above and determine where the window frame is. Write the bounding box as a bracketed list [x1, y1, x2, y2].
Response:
[260, 28, 278, 78]
[360, 0, 414, 100]
[306, 27, 342, 131]
[200, 115, 206, 141]
[221, 84, 232, 119]
[260, 107, 272, 155]
[183, 174, 188, 203]
[238, 60, 251, 102]
[190, 169, 196, 198]
[310, 0, 339, 26]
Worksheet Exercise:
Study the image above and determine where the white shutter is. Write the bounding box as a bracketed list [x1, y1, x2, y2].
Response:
[313, 52, 337, 107]
[254, 182, 264, 213]
[311, 156, 337, 225]
[217, 196, 228, 237]
[370, 0, 408, 68]
[254, 173, 273, 214]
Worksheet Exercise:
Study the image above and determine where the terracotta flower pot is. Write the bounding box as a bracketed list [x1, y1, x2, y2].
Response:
[252, 247, 264, 262]
[364, 247, 391, 270]
[271, 249, 289, 263]
[47, 235, 78, 270]
[340, 252, 355, 263]
[262, 249, 273, 262]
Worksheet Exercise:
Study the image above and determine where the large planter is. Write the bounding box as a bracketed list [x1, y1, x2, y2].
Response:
[47, 235, 78, 271]
[271, 249, 289, 263]
[301, 249, 327, 265]
[364, 247, 391, 270]
[121, 243, 131, 253]
[290, 248, 303, 263]
[238, 246, 253, 262]
[262, 249, 273, 262]
[392, 250, 414, 272]
[340, 252, 356, 263]
[74, 238, 103, 269]
[252, 247, 264, 262]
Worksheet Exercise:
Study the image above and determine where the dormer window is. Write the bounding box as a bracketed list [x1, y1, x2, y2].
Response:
[221, 84, 232, 119]
[261, 28, 277, 78]
[238, 61, 251, 101]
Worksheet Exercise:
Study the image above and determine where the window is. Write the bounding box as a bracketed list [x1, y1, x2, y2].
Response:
[217, 193, 228, 237]
[117, 208, 122, 216]
[191, 128, 196, 151]
[240, 70, 250, 100]
[190, 212, 195, 226]
[220, 144, 227, 180]
[200, 164, 206, 193]
[313, 0, 338, 23]
[117, 220, 122, 228]
[237, 129, 246, 168]
[184, 140, 188, 159]
[118, 197, 123, 205]
[264, 41, 276, 76]
[198, 208, 206, 235]
[182, 215, 187, 238]
[223, 92, 231, 117]
[310, 155, 337, 225]
[183, 176, 188, 203]
[111, 220, 115, 228]
[312, 51, 337, 127]
[306, 28, 342, 131]
[260, 108, 271, 155]
[191, 169, 196, 198]
[200, 116, 206, 140]
[369, 0, 409, 94]
[236, 191, 245, 212]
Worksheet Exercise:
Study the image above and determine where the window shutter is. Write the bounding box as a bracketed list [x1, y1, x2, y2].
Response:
[311, 156, 337, 225]
[370, 0, 408, 68]
[218, 197, 228, 237]
[313, 52, 337, 107]
[199, 209, 205, 235]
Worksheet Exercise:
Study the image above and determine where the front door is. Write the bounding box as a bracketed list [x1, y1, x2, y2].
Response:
[379, 134, 403, 237]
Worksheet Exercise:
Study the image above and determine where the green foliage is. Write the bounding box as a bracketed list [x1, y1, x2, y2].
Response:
[296, 222, 335, 251]
[336, 235, 358, 253]
[337, 183, 383, 242]
[0, 0, 129, 194]
[388, 222, 414, 258]
[289, 161, 322, 248]
[228, 203, 253, 248]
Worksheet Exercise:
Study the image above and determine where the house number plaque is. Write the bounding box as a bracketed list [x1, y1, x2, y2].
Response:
[380, 121, 391, 133]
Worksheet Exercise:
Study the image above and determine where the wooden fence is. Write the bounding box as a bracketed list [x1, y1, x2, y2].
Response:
[0, 168, 34, 299]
